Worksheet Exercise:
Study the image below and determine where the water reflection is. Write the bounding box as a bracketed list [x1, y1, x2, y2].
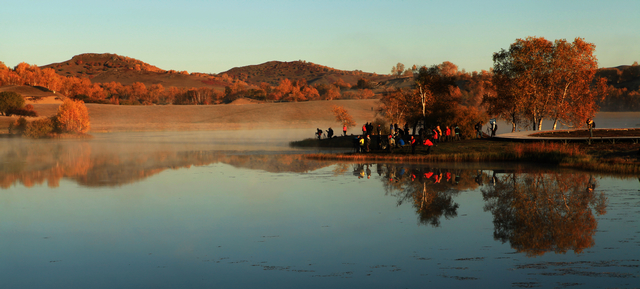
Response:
[3, 138, 638, 288]
[343, 163, 612, 256]
[0, 137, 614, 257]
[0, 140, 332, 188]
[482, 172, 607, 257]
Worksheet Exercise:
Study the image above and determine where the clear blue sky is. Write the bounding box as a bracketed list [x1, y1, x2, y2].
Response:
[2, 0, 638, 75]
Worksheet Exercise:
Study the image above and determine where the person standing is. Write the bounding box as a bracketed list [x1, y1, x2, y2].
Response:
[475, 122, 482, 139]
[586, 118, 594, 139]
[366, 135, 371, 152]
[454, 125, 461, 141]
[445, 126, 451, 142]
[343, 125, 347, 136]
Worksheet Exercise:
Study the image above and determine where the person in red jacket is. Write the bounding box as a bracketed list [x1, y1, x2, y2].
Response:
[410, 135, 417, 154]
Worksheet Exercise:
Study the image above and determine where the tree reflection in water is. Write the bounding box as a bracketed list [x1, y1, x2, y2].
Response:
[482, 173, 608, 257]
[372, 163, 480, 227]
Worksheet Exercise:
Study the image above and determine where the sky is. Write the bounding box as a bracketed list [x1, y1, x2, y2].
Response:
[2, 0, 639, 75]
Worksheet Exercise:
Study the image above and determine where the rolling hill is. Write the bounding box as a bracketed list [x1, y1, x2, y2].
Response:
[41, 53, 399, 91]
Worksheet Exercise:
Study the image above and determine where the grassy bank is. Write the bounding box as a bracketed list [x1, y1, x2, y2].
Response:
[294, 138, 640, 174]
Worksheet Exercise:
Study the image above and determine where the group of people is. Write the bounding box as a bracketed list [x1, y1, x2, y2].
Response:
[353, 122, 466, 155]
[316, 127, 335, 139]
[475, 121, 498, 138]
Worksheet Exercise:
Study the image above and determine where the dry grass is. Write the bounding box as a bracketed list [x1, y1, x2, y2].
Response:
[0, 99, 378, 133]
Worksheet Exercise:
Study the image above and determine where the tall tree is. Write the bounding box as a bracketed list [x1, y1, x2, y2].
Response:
[378, 87, 412, 126]
[489, 37, 603, 131]
[412, 64, 457, 127]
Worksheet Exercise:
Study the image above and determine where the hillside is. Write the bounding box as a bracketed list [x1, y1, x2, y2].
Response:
[595, 64, 640, 91]
[0, 85, 62, 104]
[0, 99, 379, 133]
[41, 53, 400, 91]
[221, 60, 393, 87]
[41, 53, 226, 89]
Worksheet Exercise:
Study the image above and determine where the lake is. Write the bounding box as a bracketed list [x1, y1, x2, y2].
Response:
[1, 130, 639, 288]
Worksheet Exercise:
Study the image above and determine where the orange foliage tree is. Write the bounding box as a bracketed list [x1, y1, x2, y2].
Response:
[488, 37, 604, 130]
[331, 105, 356, 129]
[56, 98, 90, 134]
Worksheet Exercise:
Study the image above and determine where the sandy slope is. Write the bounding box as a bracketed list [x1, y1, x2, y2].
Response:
[0, 99, 379, 133]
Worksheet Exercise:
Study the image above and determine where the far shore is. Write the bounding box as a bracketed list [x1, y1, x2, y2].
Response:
[2, 99, 639, 135]
[0, 99, 379, 133]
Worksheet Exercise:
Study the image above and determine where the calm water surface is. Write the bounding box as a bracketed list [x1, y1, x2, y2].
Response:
[1, 132, 639, 288]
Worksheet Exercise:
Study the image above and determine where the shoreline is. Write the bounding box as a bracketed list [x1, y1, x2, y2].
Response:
[292, 137, 640, 175]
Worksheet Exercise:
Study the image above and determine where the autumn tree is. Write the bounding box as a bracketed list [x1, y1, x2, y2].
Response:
[314, 83, 341, 100]
[411, 64, 458, 127]
[489, 37, 603, 131]
[0, 91, 25, 116]
[378, 87, 412, 126]
[55, 98, 90, 134]
[331, 105, 356, 129]
[391, 63, 405, 78]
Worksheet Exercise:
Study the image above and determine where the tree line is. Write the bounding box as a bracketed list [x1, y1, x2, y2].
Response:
[0, 61, 375, 105]
[379, 37, 639, 135]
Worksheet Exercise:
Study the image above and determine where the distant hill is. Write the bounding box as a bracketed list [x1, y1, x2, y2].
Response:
[42, 53, 225, 89]
[220, 60, 392, 87]
[595, 64, 640, 91]
[42, 53, 401, 91]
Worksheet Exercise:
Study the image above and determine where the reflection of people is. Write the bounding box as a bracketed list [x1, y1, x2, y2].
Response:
[475, 171, 482, 185]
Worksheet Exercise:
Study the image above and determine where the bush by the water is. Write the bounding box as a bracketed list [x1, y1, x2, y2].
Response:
[8, 117, 28, 134]
[56, 98, 90, 134]
[24, 118, 54, 138]
[8, 98, 91, 138]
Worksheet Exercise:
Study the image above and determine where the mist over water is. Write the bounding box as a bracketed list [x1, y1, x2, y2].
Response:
[1, 114, 639, 288]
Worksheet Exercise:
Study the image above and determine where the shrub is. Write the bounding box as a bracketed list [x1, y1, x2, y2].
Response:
[24, 118, 54, 138]
[8, 117, 27, 134]
[0, 91, 25, 116]
[55, 98, 90, 134]
[6, 107, 38, 117]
